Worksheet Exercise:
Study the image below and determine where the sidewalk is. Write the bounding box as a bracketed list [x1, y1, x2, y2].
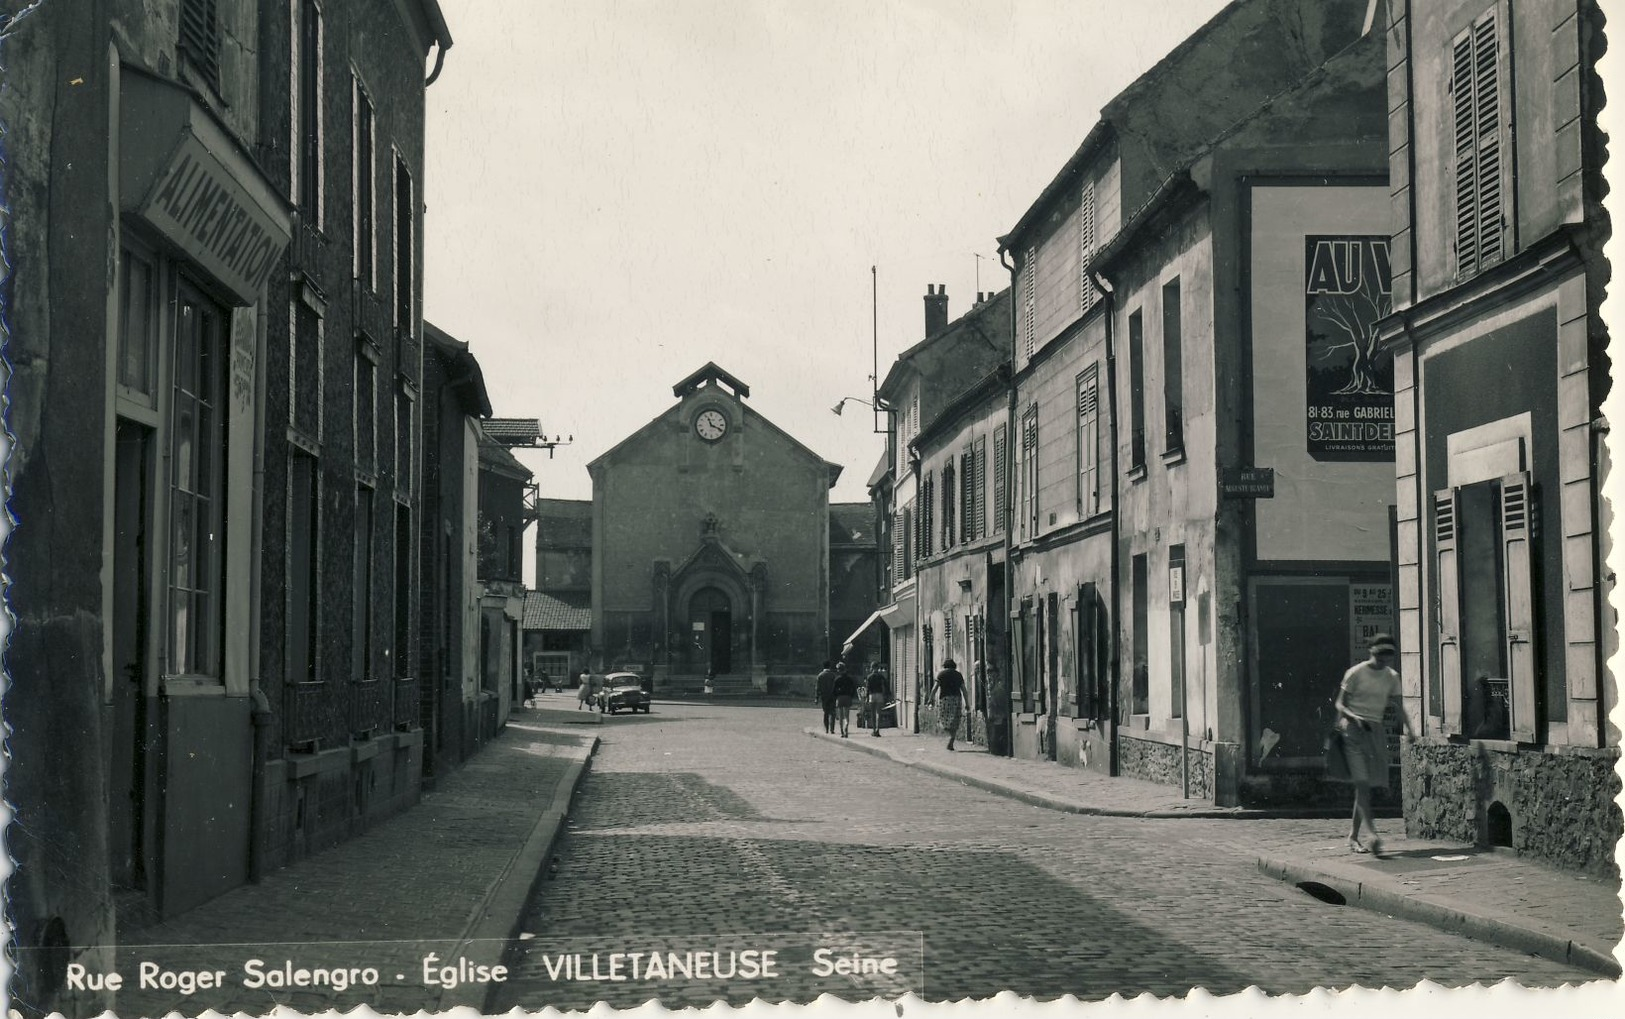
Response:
[106, 718, 597, 1018]
[810, 726, 1623, 979]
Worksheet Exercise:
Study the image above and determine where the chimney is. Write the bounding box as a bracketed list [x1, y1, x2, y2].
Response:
[924, 283, 949, 338]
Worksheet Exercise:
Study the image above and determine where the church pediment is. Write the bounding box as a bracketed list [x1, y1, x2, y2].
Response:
[672, 534, 756, 584]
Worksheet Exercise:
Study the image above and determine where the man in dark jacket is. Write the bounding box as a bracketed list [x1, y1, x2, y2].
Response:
[815, 660, 839, 734]
[865, 663, 889, 737]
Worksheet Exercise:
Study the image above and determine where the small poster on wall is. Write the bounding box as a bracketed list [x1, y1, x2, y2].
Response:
[1348, 583, 1394, 657]
[1304, 235, 1395, 461]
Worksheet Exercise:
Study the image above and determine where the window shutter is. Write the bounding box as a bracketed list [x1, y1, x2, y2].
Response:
[1076, 582, 1098, 717]
[941, 462, 955, 550]
[1077, 367, 1099, 515]
[993, 425, 1008, 533]
[1022, 247, 1038, 359]
[892, 510, 905, 580]
[1079, 183, 1098, 314]
[974, 437, 987, 538]
[180, 0, 222, 90]
[960, 447, 974, 543]
[1501, 473, 1536, 742]
[1435, 489, 1463, 734]
[1451, 7, 1511, 279]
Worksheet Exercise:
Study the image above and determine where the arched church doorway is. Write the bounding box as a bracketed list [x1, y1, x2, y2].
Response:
[688, 586, 732, 674]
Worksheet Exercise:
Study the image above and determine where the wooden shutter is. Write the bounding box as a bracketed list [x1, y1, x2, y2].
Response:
[974, 437, 987, 538]
[993, 425, 1008, 533]
[942, 461, 955, 549]
[960, 447, 974, 543]
[1078, 367, 1099, 515]
[1022, 247, 1038, 359]
[892, 510, 905, 580]
[1024, 410, 1039, 537]
[1011, 603, 1026, 713]
[1076, 582, 1098, 717]
[1435, 489, 1463, 733]
[1501, 473, 1536, 742]
[1079, 182, 1098, 314]
[1451, 7, 1511, 278]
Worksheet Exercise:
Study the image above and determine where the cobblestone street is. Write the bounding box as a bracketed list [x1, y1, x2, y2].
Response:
[495, 702, 1595, 1011]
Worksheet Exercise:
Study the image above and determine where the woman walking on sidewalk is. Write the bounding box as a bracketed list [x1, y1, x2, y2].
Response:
[934, 659, 966, 751]
[1332, 633, 1416, 857]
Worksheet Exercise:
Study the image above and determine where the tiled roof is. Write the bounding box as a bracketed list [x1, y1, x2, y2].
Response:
[830, 503, 875, 546]
[523, 590, 591, 631]
[483, 418, 541, 444]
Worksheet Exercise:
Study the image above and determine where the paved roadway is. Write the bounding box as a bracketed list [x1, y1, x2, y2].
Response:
[493, 702, 1591, 1011]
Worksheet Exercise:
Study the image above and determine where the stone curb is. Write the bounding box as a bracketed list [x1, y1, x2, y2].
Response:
[435, 734, 601, 1012]
[522, 706, 604, 725]
[806, 729, 1341, 820]
[1256, 854, 1622, 979]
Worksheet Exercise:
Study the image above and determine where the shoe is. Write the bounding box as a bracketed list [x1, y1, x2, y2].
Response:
[1347, 837, 1370, 854]
[946, 744, 954, 751]
[872, 732, 881, 737]
[1369, 837, 1385, 859]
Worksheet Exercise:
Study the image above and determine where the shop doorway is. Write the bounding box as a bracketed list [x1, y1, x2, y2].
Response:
[110, 419, 153, 891]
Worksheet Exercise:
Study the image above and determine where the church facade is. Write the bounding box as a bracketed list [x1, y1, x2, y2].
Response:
[568, 363, 867, 689]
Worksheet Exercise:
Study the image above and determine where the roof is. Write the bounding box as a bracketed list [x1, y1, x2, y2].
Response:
[673, 362, 750, 399]
[830, 503, 876, 547]
[478, 439, 532, 482]
[877, 288, 1011, 403]
[424, 320, 493, 418]
[483, 418, 541, 445]
[523, 590, 591, 631]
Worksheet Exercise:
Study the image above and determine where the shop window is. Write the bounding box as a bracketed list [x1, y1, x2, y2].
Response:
[1451, 3, 1513, 280]
[1435, 473, 1535, 740]
[287, 451, 320, 684]
[1162, 277, 1184, 454]
[168, 282, 228, 679]
[118, 247, 159, 401]
[1076, 364, 1100, 515]
[1128, 309, 1146, 470]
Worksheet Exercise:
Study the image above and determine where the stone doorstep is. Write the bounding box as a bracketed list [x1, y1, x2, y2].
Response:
[1256, 853, 1623, 979]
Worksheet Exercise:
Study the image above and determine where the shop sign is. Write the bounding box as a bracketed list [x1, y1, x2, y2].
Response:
[1304, 236, 1395, 462]
[139, 133, 289, 304]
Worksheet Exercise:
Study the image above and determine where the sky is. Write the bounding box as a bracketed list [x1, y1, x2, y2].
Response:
[420, 0, 1233, 580]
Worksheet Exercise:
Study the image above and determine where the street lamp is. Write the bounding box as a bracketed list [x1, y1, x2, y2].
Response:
[831, 395, 891, 433]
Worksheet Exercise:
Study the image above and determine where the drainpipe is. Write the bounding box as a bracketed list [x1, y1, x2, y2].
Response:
[1092, 269, 1122, 777]
[999, 247, 1019, 757]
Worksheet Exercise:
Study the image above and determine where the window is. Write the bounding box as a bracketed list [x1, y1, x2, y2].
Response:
[296, 0, 324, 227]
[1077, 365, 1100, 516]
[972, 435, 987, 538]
[291, 297, 323, 436]
[1021, 247, 1038, 359]
[1128, 308, 1146, 470]
[1131, 553, 1149, 714]
[394, 505, 411, 678]
[168, 282, 228, 678]
[993, 424, 1008, 533]
[898, 506, 912, 580]
[1435, 473, 1535, 740]
[394, 154, 415, 332]
[1074, 582, 1100, 718]
[355, 343, 376, 471]
[179, 0, 221, 92]
[941, 459, 956, 551]
[1451, 5, 1512, 279]
[919, 471, 934, 559]
[1078, 182, 1098, 314]
[892, 510, 905, 582]
[352, 75, 376, 287]
[287, 452, 320, 684]
[1021, 408, 1038, 539]
[395, 385, 414, 492]
[1162, 278, 1184, 454]
[118, 247, 158, 399]
[354, 485, 375, 683]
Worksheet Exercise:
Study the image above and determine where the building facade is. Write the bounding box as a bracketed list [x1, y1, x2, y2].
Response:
[996, 0, 1401, 803]
[1379, 0, 1618, 871]
[477, 439, 533, 728]
[1, 1, 448, 1012]
[587, 363, 857, 689]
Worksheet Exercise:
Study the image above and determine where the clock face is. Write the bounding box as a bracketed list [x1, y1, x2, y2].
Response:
[695, 409, 728, 441]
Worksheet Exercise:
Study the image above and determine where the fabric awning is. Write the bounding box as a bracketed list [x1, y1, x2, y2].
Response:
[841, 609, 886, 651]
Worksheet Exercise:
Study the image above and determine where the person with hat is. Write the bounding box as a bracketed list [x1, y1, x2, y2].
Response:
[1332, 633, 1416, 857]
[934, 658, 967, 751]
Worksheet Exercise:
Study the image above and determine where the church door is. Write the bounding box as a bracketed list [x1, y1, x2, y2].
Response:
[689, 587, 732, 674]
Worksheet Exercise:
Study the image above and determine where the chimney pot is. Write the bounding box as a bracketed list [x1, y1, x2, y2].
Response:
[924, 283, 949, 338]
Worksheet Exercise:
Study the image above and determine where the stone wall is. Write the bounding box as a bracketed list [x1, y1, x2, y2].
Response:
[1118, 735, 1214, 801]
[1401, 741, 1622, 876]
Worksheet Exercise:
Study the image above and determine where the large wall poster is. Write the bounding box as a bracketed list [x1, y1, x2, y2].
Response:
[1304, 236, 1394, 461]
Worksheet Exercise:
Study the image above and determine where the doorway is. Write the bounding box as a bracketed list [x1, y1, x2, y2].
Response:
[110, 419, 152, 890]
[688, 587, 732, 674]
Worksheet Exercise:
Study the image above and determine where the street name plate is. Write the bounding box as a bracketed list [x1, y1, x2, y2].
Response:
[1220, 466, 1274, 499]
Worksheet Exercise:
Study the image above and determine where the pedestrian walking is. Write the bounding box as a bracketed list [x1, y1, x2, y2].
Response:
[934, 658, 966, 751]
[576, 671, 593, 710]
[832, 663, 857, 737]
[865, 662, 889, 737]
[704, 668, 715, 700]
[815, 660, 839, 734]
[1331, 633, 1415, 858]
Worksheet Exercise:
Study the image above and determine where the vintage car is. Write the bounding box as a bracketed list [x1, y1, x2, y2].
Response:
[596, 672, 652, 714]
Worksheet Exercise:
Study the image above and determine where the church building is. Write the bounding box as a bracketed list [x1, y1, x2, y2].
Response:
[542, 363, 872, 691]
